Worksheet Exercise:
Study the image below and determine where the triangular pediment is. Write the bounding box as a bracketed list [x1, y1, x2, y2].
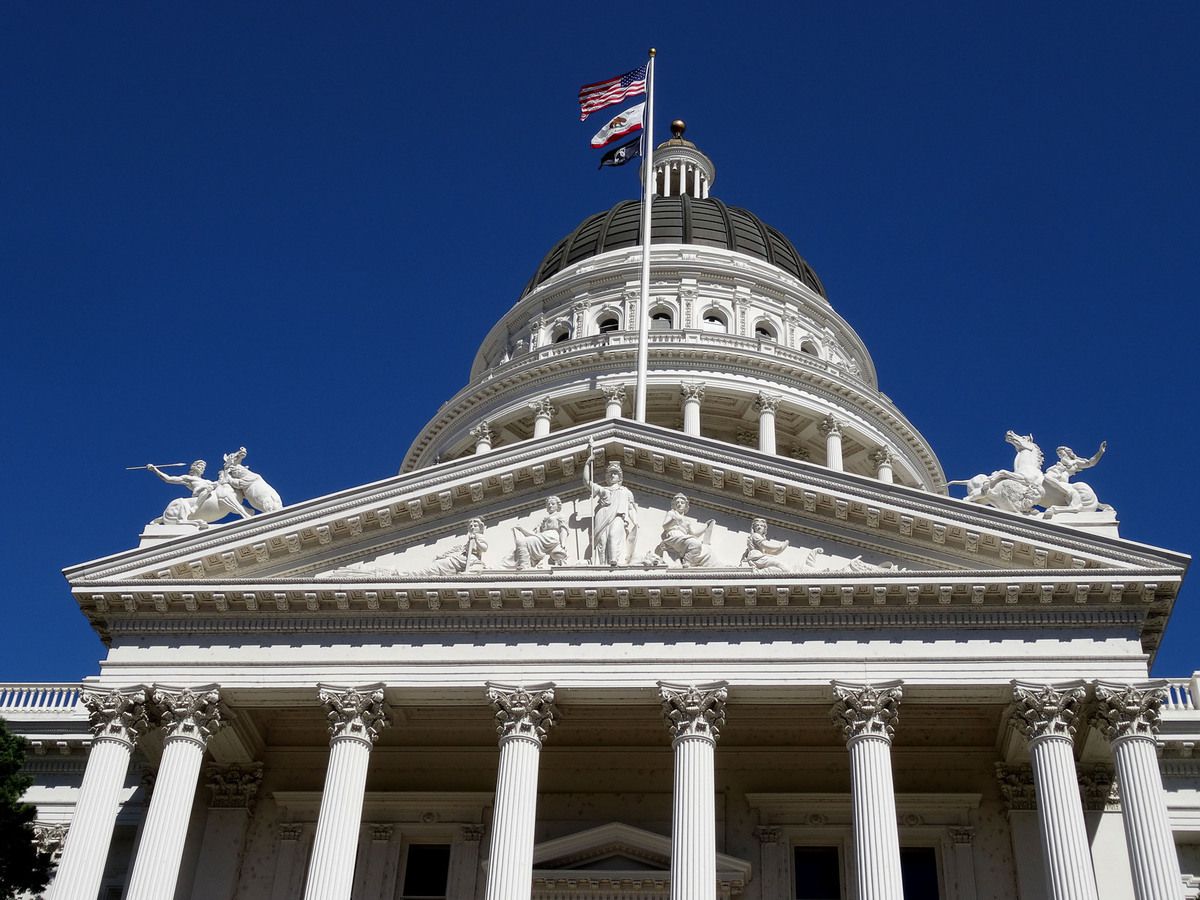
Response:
[65, 420, 1186, 654]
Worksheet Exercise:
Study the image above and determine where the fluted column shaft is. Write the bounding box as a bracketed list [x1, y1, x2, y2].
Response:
[484, 683, 558, 900]
[603, 387, 625, 419]
[681, 383, 704, 436]
[472, 423, 493, 455]
[1094, 681, 1183, 900]
[51, 688, 149, 900]
[1012, 681, 1099, 900]
[531, 399, 555, 439]
[303, 684, 390, 900]
[126, 686, 224, 900]
[872, 447, 894, 484]
[660, 681, 728, 900]
[832, 681, 904, 900]
[755, 393, 779, 455]
[820, 417, 844, 471]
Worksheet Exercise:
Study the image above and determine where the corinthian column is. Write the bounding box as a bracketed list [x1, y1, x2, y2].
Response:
[483, 683, 559, 900]
[831, 681, 904, 900]
[680, 382, 705, 436]
[51, 688, 149, 900]
[1094, 681, 1184, 900]
[602, 384, 626, 419]
[871, 446, 895, 484]
[303, 684, 390, 900]
[126, 685, 225, 900]
[530, 397, 556, 439]
[472, 421, 494, 455]
[1010, 681, 1099, 900]
[819, 416, 845, 471]
[755, 392, 780, 454]
[659, 681, 729, 900]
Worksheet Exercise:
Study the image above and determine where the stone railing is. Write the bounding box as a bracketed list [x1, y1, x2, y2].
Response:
[0, 684, 83, 717]
[1165, 678, 1199, 711]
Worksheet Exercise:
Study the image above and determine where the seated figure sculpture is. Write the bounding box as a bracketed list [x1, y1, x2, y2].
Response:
[741, 517, 790, 572]
[509, 496, 569, 569]
[657, 493, 714, 567]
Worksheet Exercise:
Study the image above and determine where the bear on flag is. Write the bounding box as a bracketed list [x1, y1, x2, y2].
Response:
[590, 102, 645, 149]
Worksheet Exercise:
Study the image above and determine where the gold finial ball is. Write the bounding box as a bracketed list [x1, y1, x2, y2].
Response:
[671, 119, 686, 138]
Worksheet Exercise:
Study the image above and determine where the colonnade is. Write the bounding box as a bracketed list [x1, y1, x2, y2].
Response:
[50, 679, 1182, 900]
[478, 383, 899, 483]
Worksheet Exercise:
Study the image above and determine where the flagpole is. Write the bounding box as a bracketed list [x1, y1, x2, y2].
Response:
[634, 48, 656, 423]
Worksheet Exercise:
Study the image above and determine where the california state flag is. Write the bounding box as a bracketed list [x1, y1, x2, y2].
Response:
[590, 102, 646, 148]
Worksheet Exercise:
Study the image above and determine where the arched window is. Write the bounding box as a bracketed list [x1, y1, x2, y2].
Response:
[799, 338, 819, 356]
[650, 310, 674, 330]
[551, 324, 571, 343]
[754, 320, 777, 341]
[700, 309, 728, 333]
[597, 316, 620, 334]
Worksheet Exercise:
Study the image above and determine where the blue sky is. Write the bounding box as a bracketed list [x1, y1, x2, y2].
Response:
[2, 4, 1198, 680]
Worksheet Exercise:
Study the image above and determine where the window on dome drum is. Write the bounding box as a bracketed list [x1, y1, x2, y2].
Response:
[900, 847, 940, 900]
[793, 846, 842, 900]
[650, 311, 674, 330]
[598, 316, 620, 333]
[799, 339, 819, 356]
[701, 310, 728, 333]
[399, 844, 452, 900]
[551, 325, 571, 343]
[755, 321, 777, 340]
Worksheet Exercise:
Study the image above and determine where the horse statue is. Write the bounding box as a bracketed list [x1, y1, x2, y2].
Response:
[949, 432, 1112, 519]
[148, 461, 252, 528]
[947, 431, 1046, 515]
[221, 447, 283, 514]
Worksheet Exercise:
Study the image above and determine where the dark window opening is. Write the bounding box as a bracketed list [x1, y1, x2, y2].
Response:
[401, 844, 452, 899]
[701, 311, 727, 332]
[756, 322, 777, 340]
[900, 847, 940, 900]
[552, 326, 571, 343]
[794, 846, 841, 900]
[799, 339, 818, 356]
[598, 317, 619, 333]
[650, 311, 673, 330]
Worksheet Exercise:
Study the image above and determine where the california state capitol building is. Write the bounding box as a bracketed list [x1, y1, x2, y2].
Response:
[5, 124, 1199, 900]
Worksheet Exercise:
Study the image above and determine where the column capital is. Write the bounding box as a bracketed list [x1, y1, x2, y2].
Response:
[1093, 680, 1167, 742]
[204, 762, 263, 810]
[370, 824, 394, 842]
[754, 391, 781, 415]
[82, 686, 151, 745]
[151, 685, 224, 746]
[871, 446, 894, 471]
[680, 381, 706, 403]
[486, 682, 558, 745]
[994, 763, 1037, 811]
[659, 681, 728, 743]
[818, 415, 845, 438]
[1077, 763, 1119, 811]
[601, 384, 627, 403]
[1010, 680, 1088, 742]
[279, 822, 304, 842]
[948, 827, 975, 845]
[754, 825, 782, 844]
[318, 683, 390, 745]
[529, 397, 556, 418]
[831, 680, 902, 743]
[471, 421, 494, 445]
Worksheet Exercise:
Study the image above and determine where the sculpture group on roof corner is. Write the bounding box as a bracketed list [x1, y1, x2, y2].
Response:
[949, 431, 1114, 520]
[142, 447, 282, 528]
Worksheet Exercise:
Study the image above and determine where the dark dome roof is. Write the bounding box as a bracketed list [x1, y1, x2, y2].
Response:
[522, 196, 827, 298]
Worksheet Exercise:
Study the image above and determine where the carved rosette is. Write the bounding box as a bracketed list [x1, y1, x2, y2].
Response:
[818, 415, 844, 438]
[679, 381, 706, 403]
[871, 446, 894, 472]
[1093, 680, 1167, 743]
[205, 762, 264, 810]
[487, 682, 559, 745]
[994, 763, 1037, 811]
[831, 681, 903, 743]
[754, 391, 781, 415]
[81, 687, 151, 745]
[601, 384, 627, 403]
[1010, 680, 1088, 742]
[151, 685, 224, 746]
[319, 684, 390, 745]
[529, 397, 556, 418]
[659, 681, 728, 743]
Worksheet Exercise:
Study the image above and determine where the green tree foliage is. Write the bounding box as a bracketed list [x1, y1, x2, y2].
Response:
[0, 717, 55, 899]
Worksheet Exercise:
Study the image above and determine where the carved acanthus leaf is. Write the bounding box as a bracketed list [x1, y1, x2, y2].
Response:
[82, 687, 151, 743]
[205, 762, 264, 809]
[659, 681, 728, 742]
[319, 684, 390, 744]
[487, 682, 558, 744]
[152, 685, 224, 744]
[994, 763, 1036, 810]
[1093, 680, 1167, 742]
[831, 681, 902, 742]
[1010, 680, 1088, 741]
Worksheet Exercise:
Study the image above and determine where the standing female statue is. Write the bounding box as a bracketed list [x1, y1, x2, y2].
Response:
[509, 496, 569, 569]
[583, 455, 638, 565]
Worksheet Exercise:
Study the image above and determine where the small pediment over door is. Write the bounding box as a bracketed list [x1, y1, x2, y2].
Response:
[530, 822, 751, 900]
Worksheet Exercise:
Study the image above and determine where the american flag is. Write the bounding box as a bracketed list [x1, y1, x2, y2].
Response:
[578, 64, 647, 121]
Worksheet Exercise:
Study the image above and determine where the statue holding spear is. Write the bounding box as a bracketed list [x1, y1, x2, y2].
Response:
[582, 439, 638, 565]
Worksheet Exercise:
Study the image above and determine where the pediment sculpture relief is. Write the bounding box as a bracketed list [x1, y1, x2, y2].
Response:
[949, 432, 1114, 521]
[137, 447, 281, 529]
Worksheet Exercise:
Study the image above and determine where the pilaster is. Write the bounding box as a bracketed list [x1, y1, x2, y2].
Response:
[189, 762, 264, 900]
